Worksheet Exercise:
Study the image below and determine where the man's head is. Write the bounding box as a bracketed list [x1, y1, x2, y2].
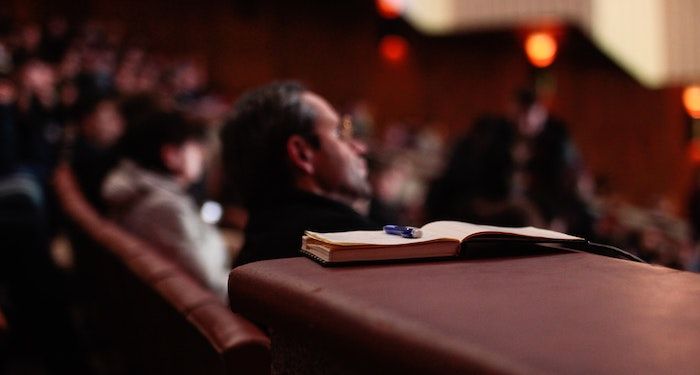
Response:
[120, 111, 207, 186]
[221, 81, 371, 208]
[513, 87, 548, 137]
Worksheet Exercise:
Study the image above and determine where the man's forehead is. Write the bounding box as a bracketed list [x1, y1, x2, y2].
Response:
[301, 91, 339, 126]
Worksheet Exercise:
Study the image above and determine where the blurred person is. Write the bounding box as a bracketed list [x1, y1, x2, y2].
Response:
[114, 47, 147, 95]
[114, 61, 139, 95]
[220, 81, 379, 267]
[102, 111, 230, 299]
[18, 59, 56, 107]
[135, 60, 162, 94]
[167, 58, 230, 124]
[169, 59, 208, 107]
[15, 59, 66, 189]
[14, 59, 66, 236]
[426, 115, 541, 227]
[688, 168, 700, 271]
[81, 19, 108, 49]
[628, 221, 684, 269]
[75, 46, 117, 100]
[1, 71, 89, 375]
[0, 42, 12, 74]
[118, 93, 162, 133]
[69, 95, 125, 212]
[511, 88, 594, 237]
[57, 47, 82, 82]
[0, 173, 89, 374]
[0, 76, 17, 173]
[40, 15, 71, 63]
[11, 23, 42, 67]
[688, 168, 700, 243]
[366, 155, 404, 225]
[56, 79, 80, 124]
[122, 47, 145, 66]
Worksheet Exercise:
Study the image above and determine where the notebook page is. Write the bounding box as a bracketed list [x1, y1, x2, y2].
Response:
[421, 221, 583, 242]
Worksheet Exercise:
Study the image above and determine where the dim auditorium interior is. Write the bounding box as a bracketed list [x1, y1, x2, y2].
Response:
[1, 0, 700, 374]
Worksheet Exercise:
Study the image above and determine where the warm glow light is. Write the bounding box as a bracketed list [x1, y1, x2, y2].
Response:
[525, 32, 558, 68]
[380, 35, 408, 63]
[376, 0, 403, 19]
[689, 139, 700, 164]
[683, 85, 700, 119]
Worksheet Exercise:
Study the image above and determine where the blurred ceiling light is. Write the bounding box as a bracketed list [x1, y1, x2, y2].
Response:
[401, 0, 699, 87]
[525, 32, 558, 68]
[683, 85, 700, 119]
[376, 0, 404, 19]
[380, 35, 408, 63]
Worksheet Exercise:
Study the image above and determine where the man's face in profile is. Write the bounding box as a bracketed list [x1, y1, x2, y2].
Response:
[301, 91, 372, 201]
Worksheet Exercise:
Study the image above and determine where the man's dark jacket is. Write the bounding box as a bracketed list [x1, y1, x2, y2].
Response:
[234, 190, 379, 267]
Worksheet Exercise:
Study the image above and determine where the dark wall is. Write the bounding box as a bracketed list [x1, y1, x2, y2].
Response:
[11, 0, 693, 211]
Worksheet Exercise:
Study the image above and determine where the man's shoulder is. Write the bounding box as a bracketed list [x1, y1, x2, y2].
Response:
[267, 192, 377, 229]
[245, 191, 379, 240]
[236, 192, 379, 267]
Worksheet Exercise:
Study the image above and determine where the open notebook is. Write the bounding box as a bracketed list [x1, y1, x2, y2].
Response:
[301, 220, 585, 264]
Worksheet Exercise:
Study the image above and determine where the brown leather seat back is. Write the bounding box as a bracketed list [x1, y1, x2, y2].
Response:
[54, 163, 270, 375]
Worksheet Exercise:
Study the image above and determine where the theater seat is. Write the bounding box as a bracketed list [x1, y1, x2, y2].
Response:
[154, 274, 220, 314]
[189, 303, 272, 375]
[53, 163, 270, 375]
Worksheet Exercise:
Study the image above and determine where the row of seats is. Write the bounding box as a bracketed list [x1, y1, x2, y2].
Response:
[53, 163, 271, 375]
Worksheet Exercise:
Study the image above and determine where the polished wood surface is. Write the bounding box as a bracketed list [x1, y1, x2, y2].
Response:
[230, 252, 700, 374]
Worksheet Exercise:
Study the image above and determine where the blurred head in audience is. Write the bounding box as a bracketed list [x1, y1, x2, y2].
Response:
[513, 87, 548, 138]
[221, 81, 371, 208]
[58, 48, 82, 81]
[121, 111, 207, 186]
[78, 96, 124, 148]
[12, 23, 42, 66]
[0, 76, 16, 105]
[21, 59, 56, 98]
[170, 60, 207, 97]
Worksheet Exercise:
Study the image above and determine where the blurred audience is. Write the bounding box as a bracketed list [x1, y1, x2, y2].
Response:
[220, 82, 379, 267]
[426, 115, 543, 227]
[1, 22, 92, 373]
[367, 119, 445, 226]
[510, 88, 594, 238]
[687, 168, 700, 247]
[0, 76, 18, 174]
[16, 59, 64, 186]
[683, 170, 700, 271]
[102, 111, 231, 300]
[0, 16, 237, 370]
[68, 95, 124, 212]
[0, 16, 695, 271]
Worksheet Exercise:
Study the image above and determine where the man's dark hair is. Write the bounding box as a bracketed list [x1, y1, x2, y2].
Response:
[119, 111, 206, 174]
[220, 81, 318, 207]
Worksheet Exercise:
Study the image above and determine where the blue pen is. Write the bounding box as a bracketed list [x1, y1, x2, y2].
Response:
[383, 225, 423, 239]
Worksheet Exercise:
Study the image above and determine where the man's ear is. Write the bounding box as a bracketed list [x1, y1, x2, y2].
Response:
[287, 135, 315, 175]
